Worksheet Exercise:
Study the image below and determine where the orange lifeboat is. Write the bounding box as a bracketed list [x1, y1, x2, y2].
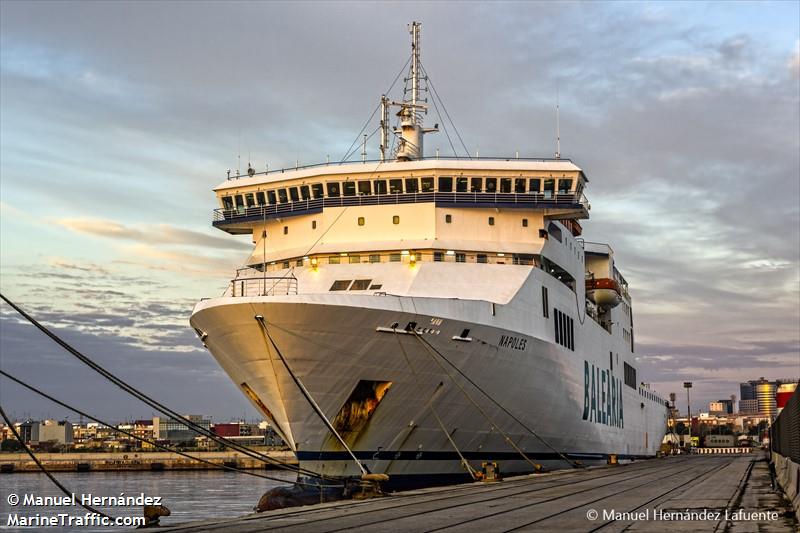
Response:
[586, 278, 621, 308]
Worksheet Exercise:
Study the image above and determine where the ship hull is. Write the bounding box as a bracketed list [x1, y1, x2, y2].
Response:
[190, 292, 668, 487]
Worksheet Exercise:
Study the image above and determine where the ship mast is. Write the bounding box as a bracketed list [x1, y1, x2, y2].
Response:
[381, 21, 438, 162]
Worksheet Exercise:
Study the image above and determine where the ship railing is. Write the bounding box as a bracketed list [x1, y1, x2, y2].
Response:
[213, 191, 588, 223]
[228, 275, 298, 297]
[223, 156, 577, 181]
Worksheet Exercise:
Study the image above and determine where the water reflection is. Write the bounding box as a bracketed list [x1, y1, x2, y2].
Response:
[0, 470, 296, 531]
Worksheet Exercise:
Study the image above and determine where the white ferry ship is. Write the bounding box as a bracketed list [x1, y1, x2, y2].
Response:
[191, 22, 669, 489]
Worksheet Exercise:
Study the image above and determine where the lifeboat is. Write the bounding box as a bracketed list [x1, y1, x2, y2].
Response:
[586, 278, 621, 308]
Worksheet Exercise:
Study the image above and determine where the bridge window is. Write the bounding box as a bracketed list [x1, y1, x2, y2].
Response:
[529, 178, 541, 193]
[278, 189, 289, 203]
[389, 179, 403, 194]
[374, 179, 387, 194]
[289, 187, 300, 202]
[456, 253, 466, 263]
[222, 196, 234, 210]
[390, 253, 401, 262]
[328, 256, 340, 264]
[311, 183, 324, 199]
[485, 177, 497, 192]
[471, 177, 482, 192]
[235, 195, 244, 208]
[445, 214, 452, 223]
[558, 179, 572, 194]
[515, 178, 526, 193]
[358, 181, 371, 195]
[488, 217, 495, 226]
[393, 215, 400, 224]
[438, 177, 453, 192]
[349, 255, 361, 264]
[256, 192, 266, 205]
[500, 178, 512, 193]
[296, 259, 303, 267]
[245, 193, 255, 207]
[300, 185, 310, 200]
[350, 279, 372, 290]
[477, 254, 487, 264]
[326, 183, 340, 197]
[330, 280, 352, 291]
[343, 181, 356, 196]
[405, 178, 419, 193]
[358, 217, 365, 226]
[434, 251, 443, 262]
[283, 261, 290, 269]
[456, 177, 468, 192]
[369, 254, 380, 263]
[267, 191, 277, 205]
[421, 177, 434, 192]
[543, 179, 555, 198]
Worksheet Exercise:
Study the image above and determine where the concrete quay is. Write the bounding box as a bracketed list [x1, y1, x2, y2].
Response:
[158, 455, 797, 532]
[0, 449, 297, 473]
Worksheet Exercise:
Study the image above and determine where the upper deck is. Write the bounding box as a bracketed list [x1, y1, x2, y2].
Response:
[211, 157, 589, 234]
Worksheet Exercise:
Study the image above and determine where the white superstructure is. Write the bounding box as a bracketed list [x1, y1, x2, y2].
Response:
[190, 22, 668, 488]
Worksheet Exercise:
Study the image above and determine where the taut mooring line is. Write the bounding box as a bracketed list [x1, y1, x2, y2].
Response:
[254, 315, 370, 477]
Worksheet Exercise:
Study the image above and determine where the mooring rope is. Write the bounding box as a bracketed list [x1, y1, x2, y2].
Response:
[0, 293, 324, 479]
[0, 404, 113, 519]
[407, 331, 544, 472]
[413, 333, 583, 469]
[254, 315, 369, 477]
[0, 370, 341, 488]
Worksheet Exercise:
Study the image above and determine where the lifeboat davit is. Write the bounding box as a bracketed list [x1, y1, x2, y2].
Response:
[586, 278, 621, 308]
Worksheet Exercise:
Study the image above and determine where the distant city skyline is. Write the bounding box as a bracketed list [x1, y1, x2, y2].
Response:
[1, 1, 798, 420]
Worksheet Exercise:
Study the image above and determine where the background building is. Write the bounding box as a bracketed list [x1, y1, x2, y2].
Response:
[154, 415, 211, 443]
[738, 378, 799, 419]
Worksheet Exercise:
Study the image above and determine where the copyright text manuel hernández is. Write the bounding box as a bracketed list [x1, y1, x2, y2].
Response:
[6, 492, 155, 528]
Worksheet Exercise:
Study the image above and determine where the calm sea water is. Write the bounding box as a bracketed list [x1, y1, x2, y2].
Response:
[0, 470, 296, 531]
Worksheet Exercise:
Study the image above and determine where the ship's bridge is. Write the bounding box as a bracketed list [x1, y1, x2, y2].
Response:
[211, 157, 589, 266]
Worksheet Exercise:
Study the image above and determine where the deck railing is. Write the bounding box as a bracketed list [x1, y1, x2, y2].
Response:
[229, 275, 298, 297]
[222, 156, 577, 181]
[213, 191, 588, 224]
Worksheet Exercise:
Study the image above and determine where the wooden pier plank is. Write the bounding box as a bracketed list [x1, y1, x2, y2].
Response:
[158, 456, 797, 532]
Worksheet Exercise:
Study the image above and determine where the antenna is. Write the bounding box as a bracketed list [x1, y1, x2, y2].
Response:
[555, 83, 561, 159]
[361, 134, 367, 162]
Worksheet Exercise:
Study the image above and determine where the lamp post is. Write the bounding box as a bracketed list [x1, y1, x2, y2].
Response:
[683, 382, 693, 450]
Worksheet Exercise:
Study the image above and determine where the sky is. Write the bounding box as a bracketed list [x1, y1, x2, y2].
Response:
[0, 1, 798, 423]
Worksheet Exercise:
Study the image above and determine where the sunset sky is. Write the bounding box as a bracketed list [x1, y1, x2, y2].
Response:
[1, 1, 798, 422]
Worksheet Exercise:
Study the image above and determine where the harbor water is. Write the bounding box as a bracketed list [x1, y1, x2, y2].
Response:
[0, 469, 296, 531]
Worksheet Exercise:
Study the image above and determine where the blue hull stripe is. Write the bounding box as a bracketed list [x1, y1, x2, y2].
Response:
[296, 450, 652, 462]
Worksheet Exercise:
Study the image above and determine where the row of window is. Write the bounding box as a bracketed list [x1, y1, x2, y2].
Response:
[280, 214, 533, 234]
[263, 251, 539, 271]
[623, 362, 637, 390]
[222, 176, 576, 209]
[554, 308, 574, 351]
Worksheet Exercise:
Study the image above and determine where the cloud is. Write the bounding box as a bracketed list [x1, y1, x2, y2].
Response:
[1, 1, 798, 418]
[56, 218, 249, 251]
